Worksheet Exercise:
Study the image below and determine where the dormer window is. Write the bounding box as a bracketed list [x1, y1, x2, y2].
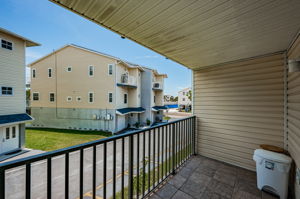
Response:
[1, 39, 12, 50]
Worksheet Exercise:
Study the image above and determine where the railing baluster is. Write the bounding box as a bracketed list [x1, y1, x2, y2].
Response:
[161, 126, 164, 180]
[172, 124, 176, 174]
[80, 149, 84, 199]
[193, 117, 196, 155]
[26, 163, 31, 199]
[65, 153, 69, 199]
[153, 128, 156, 188]
[103, 143, 107, 199]
[136, 133, 140, 199]
[175, 123, 178, 168]
[128, 135, 134, 199]
[0, 168, 5, 199]
[148, 130, 151, 193]
[180, 121, 183, 165]
[121, 137, 125, 199]
[165, 125, 167, 177]
[157, 127, 160, 183]
[92, 146, 96, 199]
[47, 157, 51, 199]
[168, 124, 171, 174]
[142, 131, 145, 197]
[185, 119, 188, 161]
[113, 140, 116, 199]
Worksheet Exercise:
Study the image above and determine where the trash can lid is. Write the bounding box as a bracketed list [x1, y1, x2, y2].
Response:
[254, 149, 292, 164]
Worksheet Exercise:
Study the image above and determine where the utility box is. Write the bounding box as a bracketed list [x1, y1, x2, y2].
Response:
[253, 149, 292, 199]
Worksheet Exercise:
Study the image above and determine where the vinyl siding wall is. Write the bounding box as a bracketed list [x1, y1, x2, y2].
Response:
[287, 33, 300, 198]
[193, 54, 285, 170]
[0, 32, 26, 115]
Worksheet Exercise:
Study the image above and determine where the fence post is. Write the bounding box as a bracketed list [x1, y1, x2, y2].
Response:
[128, 135, 134, 198]
[172, 123, 176, 175]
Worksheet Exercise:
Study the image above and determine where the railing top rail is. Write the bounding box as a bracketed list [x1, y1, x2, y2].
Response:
[0, 116, 195, 170]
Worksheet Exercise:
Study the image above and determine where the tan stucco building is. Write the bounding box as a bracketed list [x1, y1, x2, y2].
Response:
[29, 44, 166, 133]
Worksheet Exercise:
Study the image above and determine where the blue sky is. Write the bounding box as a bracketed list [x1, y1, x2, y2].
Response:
[0, 0, 191, 96]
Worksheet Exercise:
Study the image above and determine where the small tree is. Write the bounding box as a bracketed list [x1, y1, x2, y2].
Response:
[186, 90, 192, 101]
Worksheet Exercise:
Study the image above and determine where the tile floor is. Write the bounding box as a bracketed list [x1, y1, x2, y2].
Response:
[148, 155, 279, 199]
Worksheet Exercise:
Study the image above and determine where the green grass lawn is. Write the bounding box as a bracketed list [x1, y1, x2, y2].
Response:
[25, 128, 112, 151]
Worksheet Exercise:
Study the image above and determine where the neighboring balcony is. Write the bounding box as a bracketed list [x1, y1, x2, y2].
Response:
[117, 74, 137, 88]
[152, 82, 163, 91]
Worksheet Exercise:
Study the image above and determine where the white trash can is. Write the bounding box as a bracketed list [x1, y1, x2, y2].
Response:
[253, 149, 292, 199]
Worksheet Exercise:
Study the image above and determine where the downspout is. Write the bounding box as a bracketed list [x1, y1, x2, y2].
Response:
[283, 52, 288, 150]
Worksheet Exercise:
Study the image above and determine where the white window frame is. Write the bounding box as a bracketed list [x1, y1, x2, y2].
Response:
[66, 96, 72, 102]
[1, 39, 13, 50]
[76, 96, 82, 102]
[66, 66, 72, 72]
[88, 65, 94, 77]
[124, 93, 128, 104]
[12, 126, 16, 138]
[5, 127, 10, 140]
[32, 68, 36, 78]
[108, 64, 113, 75]
[49, 92, 55, 102]
[108, 92, 113, 103]
[48, 68, 53, 78]
[1, 86, 13, 96]
[33, 92, 39, 101]
[88, 92, 94, 103]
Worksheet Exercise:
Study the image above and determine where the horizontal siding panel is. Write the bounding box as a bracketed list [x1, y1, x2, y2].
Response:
[194, 54, 284, 170]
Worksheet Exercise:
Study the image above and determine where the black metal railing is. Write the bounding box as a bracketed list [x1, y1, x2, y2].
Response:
[0, 116, 196, 199]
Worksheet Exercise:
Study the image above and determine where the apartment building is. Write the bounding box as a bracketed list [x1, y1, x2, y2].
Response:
[29, 44, 166, 133]
[178, 87, 192, 107]
[0, 28, 39, 155]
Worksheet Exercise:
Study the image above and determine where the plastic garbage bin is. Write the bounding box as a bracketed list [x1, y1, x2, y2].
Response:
[253, 149, 292, 199]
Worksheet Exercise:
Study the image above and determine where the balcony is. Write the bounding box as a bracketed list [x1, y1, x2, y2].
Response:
[117, 74, 137, 88]
[0, 116, 196, 199]
[152, 82, 163, 91]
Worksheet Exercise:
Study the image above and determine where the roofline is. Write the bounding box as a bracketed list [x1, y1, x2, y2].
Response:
[0, 27, 40, 47]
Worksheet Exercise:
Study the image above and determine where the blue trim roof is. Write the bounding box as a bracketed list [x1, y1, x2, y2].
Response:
[117, 107, 145, 115]
[152, 106, 168, 111]
[0, 114, 33, 125]
[116, 83, 137, 89]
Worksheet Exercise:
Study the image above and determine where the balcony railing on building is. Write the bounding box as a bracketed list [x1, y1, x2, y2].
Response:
[117, 74, 137, 88]
[0, 116, 196, 199]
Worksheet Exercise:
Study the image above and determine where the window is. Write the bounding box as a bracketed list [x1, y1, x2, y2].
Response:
[1, 87, 13, 95]
[67, 66, 72, 72]
[32, 69, 36, 78]
[49, 93, 55, 102]
[182, 92, 185, 95]
[109, 93, 113, 103]
[89, 92, 94, 103]
[89, 65, 94, 76]
[1, 39, 12, 50]
[124, 94, 127, 104]
[183, 98, 185, 101]
[108, 64, 113, 75]
[154, 96, 156, 103]
[6, 128, 10, 139]
[33, 93, 39, 101]
[76, 96, 81, 102]
[67, 96, 72, 102]
[48, 68, 52, 78]
[12, 126, 16, 138]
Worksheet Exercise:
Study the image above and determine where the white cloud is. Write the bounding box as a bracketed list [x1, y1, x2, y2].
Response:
[134, 55, 160, 59]
[26, 49, 43, 64]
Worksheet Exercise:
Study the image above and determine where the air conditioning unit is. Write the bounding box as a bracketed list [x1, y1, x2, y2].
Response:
[105, 113, 113, 120]
[92, 114, 97, 120]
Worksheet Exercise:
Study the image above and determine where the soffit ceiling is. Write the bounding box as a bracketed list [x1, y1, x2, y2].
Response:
[50, 0, 300, 70]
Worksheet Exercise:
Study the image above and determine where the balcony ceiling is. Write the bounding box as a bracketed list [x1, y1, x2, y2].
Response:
[50, 0, 300, 70]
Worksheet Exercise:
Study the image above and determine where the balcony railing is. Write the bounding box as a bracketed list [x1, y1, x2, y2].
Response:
[120, 74, 136, 86]
[0, 116, 196, 199]
[152, 82, 163, 90]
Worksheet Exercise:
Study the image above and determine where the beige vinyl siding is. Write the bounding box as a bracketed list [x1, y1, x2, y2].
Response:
[287, 34, 300, 176]
[193, 54, 284, 170]
[0, 32, 26, 115]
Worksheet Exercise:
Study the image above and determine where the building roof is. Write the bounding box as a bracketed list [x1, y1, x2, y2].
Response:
[152, 106, 168, 111]
[0, 114, 33, 126]
[116, 107, 145, 115]
[0, 27, 40, 47]
[50, 0, 300, 70]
